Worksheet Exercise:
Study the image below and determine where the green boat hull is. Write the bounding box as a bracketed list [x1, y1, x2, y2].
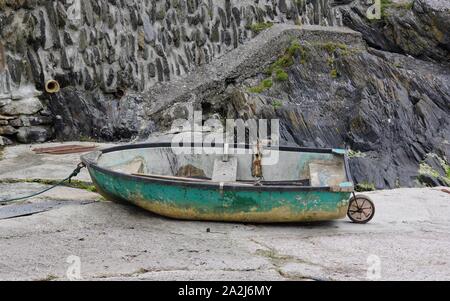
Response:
[87, 166, 351, 223]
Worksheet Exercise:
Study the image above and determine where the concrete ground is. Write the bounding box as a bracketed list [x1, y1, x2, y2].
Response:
[0, 142, 449, 281]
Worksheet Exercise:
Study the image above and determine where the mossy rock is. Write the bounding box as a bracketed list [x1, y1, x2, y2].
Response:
[275, 69, 288, 81]
[355, 182, 376, 192]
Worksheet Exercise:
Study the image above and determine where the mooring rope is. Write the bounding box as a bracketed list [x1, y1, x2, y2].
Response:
[0, 163, 86, 204]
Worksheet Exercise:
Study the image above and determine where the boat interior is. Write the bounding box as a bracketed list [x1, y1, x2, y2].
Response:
[94, 145, 350, 187]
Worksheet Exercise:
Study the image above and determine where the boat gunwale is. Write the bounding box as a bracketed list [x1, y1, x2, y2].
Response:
[81, 142, 354, 192]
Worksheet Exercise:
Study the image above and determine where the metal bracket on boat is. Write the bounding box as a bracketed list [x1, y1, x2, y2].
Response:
[219, 182, 224, 196]
[252, 141, 263, 179]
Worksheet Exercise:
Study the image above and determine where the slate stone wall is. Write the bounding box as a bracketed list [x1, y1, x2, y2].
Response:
[0, 0, 341, 144]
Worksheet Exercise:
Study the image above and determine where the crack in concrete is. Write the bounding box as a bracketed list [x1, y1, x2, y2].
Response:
[89, 266, 272, 280]
[250, 238, 329, 281]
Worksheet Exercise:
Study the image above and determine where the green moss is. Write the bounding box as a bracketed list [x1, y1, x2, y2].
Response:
[249, 22, 273, 34]
[272, 100, 283, 110]
[327, 56, 334, 67]
[418, 159, 450, 186]
[298, 46, 308, 64]
[252, 41, 306, 91]
[381, 0, 392, 18]
[156, 9, 166, 21]
[266, 40, 304, 75]
[419, 163, 440, 178]
[383, 0, 414, 10]
[322, 42, 348, 54]
[287, 41, 308, 64]
[275, 69, 289, 81]
[381, 0, 414, 19]
[294, 17, 302, 26]
[248, 79, 272, 93]
[275, 55, 294, 69]
[330, 69, 338, 78]
[287, 41, 301, 56]
[348, 150, 366, 158]
[418, 163, 441, 186]
[355, 182, 376, 192]
[326, 53, 339, 78]
[0, 178, 98, 193]
[70, 180, 98, 192]
[262, 78, 273, 88]
[264, 40, 306, 84]
[435, 156, 450, 182]
[248, 86, 262, 93]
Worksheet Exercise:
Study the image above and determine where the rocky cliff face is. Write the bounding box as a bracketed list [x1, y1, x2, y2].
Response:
[340, 0, 450, 63]
[0, 0, 449, 189]
[232, 35, 449, 189]
[134, 23, 450, 189]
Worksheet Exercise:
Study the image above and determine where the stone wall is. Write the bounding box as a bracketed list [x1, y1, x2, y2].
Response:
[0, 0, 342, 144]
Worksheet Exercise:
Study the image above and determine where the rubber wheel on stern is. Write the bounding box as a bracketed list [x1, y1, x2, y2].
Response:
[347, 194, 375, 224]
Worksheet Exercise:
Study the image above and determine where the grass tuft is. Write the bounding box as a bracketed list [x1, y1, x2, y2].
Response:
[0, 178, 98, 193]
[249, 22, 273, 34]
[275, 69, 289, 81]
[248, 78, 273, 93]
[355, 182, 376, 192]
[272, 100, 283, 109]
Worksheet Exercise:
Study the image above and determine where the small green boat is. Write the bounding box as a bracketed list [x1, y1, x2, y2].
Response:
[81, 143, 375, 223]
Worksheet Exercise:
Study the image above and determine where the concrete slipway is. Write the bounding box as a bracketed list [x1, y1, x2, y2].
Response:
[0, 142, 449, 281]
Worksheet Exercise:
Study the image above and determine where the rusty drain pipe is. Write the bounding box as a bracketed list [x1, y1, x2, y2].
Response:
[45, 79, 60, 94]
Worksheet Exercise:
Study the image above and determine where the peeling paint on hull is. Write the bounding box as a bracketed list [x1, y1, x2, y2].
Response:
[130, 199, 349, 223]
[88, 168, 351, 223]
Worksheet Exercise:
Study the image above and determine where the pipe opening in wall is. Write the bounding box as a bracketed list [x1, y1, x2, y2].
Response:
[114, 88, 125, 99]
[45, 80, 60, 94]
